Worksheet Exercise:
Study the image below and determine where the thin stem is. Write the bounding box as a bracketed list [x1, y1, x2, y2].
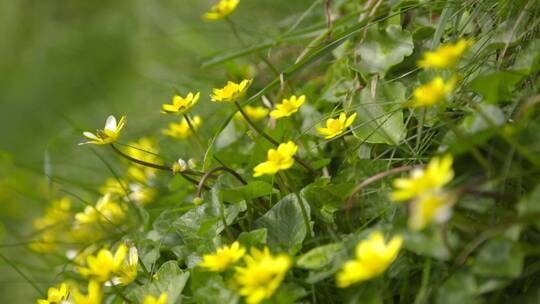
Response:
[0, 252, 45, 297]
[234, 102, 317, 175]
[280, 172, 312, 239]
[183, 114, 206, 153]
[111, 283, 132, 303]
[415, 108, 426, 154]
[196, 166, 248, 198]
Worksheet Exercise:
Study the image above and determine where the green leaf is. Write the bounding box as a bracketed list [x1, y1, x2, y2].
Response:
[255, 194, 311, 254]
[513, 39, 540, 75]
[237, 228, 268, 248]
[472, 237, 524, 278]
[356, 24, 414, 77]
[518, 183, 540, 229]
[353, 80, 406, 145]
[469, 71, 523, 104]
[460, 104, 505, 134]
[221, 181, 275, 204]
[297, 243, 342, 270]
[436, 271, 479, 304]
[129, 261, 190, 304]
[191, 269, 239, 304]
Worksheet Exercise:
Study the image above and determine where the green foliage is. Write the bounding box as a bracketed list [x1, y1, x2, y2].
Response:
[2, 0, 540, 303]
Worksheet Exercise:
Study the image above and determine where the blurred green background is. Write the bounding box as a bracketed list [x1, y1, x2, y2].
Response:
[0, 0, 310, 301]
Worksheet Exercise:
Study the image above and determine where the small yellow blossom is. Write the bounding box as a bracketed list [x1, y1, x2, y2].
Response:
[29, 232, 57, 253]
[143, 293, 168, 304]
[199, 241, 246, 272]
[410, 77, 456, 107]
[37, 282, 69, 304]
[317, 112, 357, 139]
[162, 116, 202, 139]
[204, 0, 240, 20]
[234, 247, 291, 304]
[270, 95, 305, 119]
[418, 39, 472, 69]
[113, 245, 139, 285]
[99, 178, 126, 197]
[235, 105, 269, 122]
[126, 138, 162, 167]
[74, 193, 125, 225]
[409, 191, 454, 231]
[127, 182, 157, 206]
[81, 115, 126, 145]
[211, 79, 252, 103]
[77, 244, 129, 283]
[253, 141, 297, 177]
[172, 158, 188, 174]
[72, 280, 102, 304]
[391, 154, 454, 202]
[32, 197, 71, 230]
[336, 231, 402, 288]
[162, 92, 200, 115]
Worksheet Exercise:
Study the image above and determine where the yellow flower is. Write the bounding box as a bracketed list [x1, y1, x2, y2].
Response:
[418, 39, 472, 69]
[81, 115, 126, 145]
[143, 293, 168, 304]
[270, 95, 305, 119]
[199, 241, 246, 272]
[410, 77, 456, 107]
[234, 247, 291, 304]
[99, 178, 126, 197]
[36, 282, 69, 304]
[172, 158, 187, 174]
[126, 137, 162, 167]
[409, 191, 454, 231]
[336, 231, 402, 288]
[127, 182, 157, 206]
[74, 193, 125, 225]
[317, 112, 357, 139]
[113, 245, 138, 285]
[235, 105, 269, 122]
[253, 141, 297, 177]
[162, 92, 200, 115]
[77, 245, 128, 282]
[33, 197, 71, 230]
[211, 79, 252, 103]
[29, 232, 57, 253]
[390, 154, 454, 202]
[72, 280, 102, 304]
[162, 116, 202, 139]
[204, 0, 240, 20]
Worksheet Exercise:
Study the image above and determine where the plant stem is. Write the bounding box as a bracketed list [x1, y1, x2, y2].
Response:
[280, 172, 312, 239]
[0, 252, 45, 297]
[183, 114, 206, 153]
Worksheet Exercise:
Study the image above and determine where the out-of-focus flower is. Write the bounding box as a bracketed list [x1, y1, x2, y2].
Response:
[162, 92, 200, 115]
[81, 115, 126, 145]
[29, 232, 57, 253]
[336, 231, 402, 288]
[72, 280, 102, 304]
[418, 39, 472, 69]
[253, 141, 297, 177]
[409, 191, 455, 231]
[162, 116, 202, 139]
[204, 0, 240, 20]
[74, 193, 125, 225]
[32, 197, 71, 230]
[270, 95, 305, 120]
[410, 77, 456, 107]
[99, 178, 126, 197]
[317, 112, 357, 139]
[235, 105, 269, 122]
[37, 282, 69, 304]
[391, 155, 454, 202]
[199, 241, 246, 272]
[77, 244, 130, 283]
[234, 247, 291, 304]
[211, 79, 252, 103]
[142, 293, 168, 304]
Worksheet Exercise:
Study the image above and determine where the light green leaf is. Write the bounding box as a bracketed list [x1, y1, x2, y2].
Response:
[221, 181, 275, 204]
[353, 80, 406, 145]
[255, 194, 311, 254]
[237, 228, 268, 248]
[356, 24, 414, 77]
[296, 243, 342, 270]
[130, 261, 190, 304]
